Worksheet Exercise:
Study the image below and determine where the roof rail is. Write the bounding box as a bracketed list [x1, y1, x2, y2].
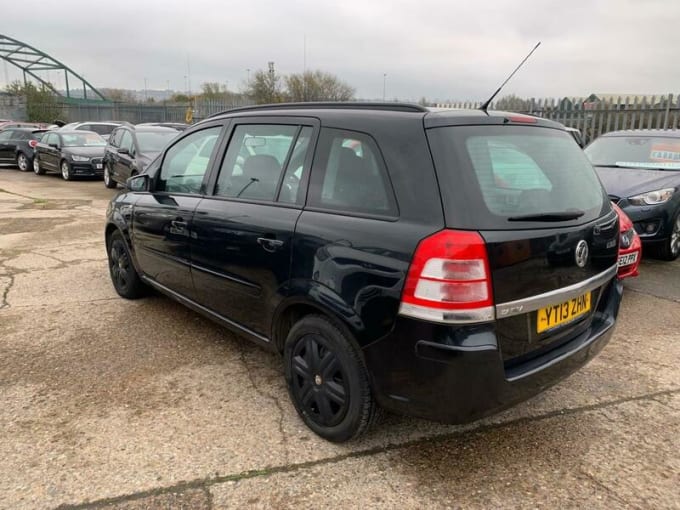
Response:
[207, 102, 429, 118]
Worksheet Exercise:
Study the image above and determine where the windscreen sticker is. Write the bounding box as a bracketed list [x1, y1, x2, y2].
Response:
[649, 143, 680, 162]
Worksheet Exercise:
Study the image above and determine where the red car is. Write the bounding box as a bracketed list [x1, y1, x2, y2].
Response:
[613, 203, 641, 279]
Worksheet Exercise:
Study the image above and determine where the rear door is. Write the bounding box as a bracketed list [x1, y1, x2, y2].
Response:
[427, 124, 618, 363]
[190, 118, 317, 337]
[0, 130, 14, 162]
[131, 124, 225, 298]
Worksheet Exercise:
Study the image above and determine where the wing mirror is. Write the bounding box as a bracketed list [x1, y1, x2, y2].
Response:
[118, 147, 130, 155]
[49, 143, 60, 149]
[126, 174, 149, 192]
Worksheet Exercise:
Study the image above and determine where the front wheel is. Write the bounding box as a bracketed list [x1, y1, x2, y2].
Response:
[61, 160, 72, 181]
[658, 210, 680, 261]
[107, 230, 145, 299]
[33, 157, 45, 175]
[16, 152, 29, 172]
[284, 315, 378, 442]
[104, 164, 117, 188]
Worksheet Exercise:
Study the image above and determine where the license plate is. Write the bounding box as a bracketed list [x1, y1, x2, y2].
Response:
[537, 292, 591, 333]
[618, 252, 638, 267]
[96, 163, 103, 169]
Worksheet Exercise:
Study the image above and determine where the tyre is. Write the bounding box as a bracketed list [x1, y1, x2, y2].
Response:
[16, 152, 29, 172]
[104, 164, 117, 188]
[658, 210, 680, 261]
[284, 315, 377, 442]
[107, 230, 145, 299]
[33, 157, 45, 175]
[61, 160, 72, 181]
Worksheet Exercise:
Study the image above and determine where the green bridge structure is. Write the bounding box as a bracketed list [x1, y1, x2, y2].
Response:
[0, 33, 107, 102]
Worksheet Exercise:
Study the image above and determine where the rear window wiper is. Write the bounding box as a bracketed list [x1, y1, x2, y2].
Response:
[508, 210, 585, 222]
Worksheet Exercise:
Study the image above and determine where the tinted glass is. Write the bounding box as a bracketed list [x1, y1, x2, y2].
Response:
[278, 127, 313, 204]
[585, 135, 680, 170]
[308, 128, 397, 216]
[0, 130, 13, 141]
[136, 131, 177, 153]
[157, 126, 221, 194]
[215, 124, 298, 201]
[45, 133, 59, 145]
[119, 131, 134, 152]
[110, 129, 122, 147]
[427, 126, 607, 227]
[61, 132, 106, 147]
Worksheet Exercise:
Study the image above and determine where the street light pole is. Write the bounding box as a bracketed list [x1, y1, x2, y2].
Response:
[382, 73, 387, 101]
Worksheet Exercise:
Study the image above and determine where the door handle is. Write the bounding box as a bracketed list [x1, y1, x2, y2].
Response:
[257, 237, 284, 253]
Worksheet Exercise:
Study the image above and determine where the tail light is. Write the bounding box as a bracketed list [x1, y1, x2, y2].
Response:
[28, 140, 38, 148]
[399, 230, 495, 324]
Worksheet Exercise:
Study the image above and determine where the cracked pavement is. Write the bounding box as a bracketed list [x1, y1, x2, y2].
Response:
[0, 168, 679, 509]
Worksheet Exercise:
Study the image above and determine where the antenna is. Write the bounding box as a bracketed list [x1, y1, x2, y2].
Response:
[479, 42, 541, 113]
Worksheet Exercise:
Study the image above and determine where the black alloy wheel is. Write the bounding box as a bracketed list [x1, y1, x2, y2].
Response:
[284, 315, 377, 442]
[107, 230, 145, 299]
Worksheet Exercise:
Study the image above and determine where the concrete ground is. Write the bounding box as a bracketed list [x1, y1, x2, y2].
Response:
[0, 167, 678, 510]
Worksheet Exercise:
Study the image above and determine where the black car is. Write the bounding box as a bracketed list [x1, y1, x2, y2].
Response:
[585, 129, 680, 260]
[105, 103, 622, 442]
[33, 130, 107, 180]
[102, 125, 179, 188]
[0, 127, 47, 171]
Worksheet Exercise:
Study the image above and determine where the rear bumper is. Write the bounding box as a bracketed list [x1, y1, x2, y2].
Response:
[363, 279, 622, 424]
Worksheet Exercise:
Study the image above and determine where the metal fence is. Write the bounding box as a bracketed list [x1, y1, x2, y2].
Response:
[30, 97, 255, 125]
[436, 94, 680, 144]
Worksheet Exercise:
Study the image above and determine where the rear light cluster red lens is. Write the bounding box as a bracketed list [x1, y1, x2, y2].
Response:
[28, 140, 38, 148]
[400, 230, 495, 323]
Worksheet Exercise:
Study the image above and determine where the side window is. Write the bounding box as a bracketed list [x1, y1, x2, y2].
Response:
[77, 124, 90, 132]
[110, 129, 122, 147]
[278, 127, 313, 204]
[0, 130, 14, 142]
[120, 131, 134, 153]
[157, 126, 222, 194]
[215, 124, 298, 201]
[308, 128, 397, 216]
[45, 133, 59, 146]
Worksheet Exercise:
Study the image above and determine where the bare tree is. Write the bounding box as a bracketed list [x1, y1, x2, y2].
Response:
[494, 94, 531, 111]
[245, 62, 284, 104]
[285, 71, 354, 102]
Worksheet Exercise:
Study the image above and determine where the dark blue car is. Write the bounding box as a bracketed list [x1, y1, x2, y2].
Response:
[586, 129, 680, 260]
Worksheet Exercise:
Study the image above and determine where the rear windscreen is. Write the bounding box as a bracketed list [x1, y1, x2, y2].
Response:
[427, 125, 608, 229]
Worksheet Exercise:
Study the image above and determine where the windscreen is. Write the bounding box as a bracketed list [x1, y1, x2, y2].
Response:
[427, 125, 608, 229]
[61, 133, 106, 147]
[136, 131, 177, 153]
[585, 135, 680, 170]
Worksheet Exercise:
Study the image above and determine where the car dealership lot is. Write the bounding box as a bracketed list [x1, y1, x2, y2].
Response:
[0, 170, 678, 509]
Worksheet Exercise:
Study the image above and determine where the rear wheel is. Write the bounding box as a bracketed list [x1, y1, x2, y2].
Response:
[658, 210, 680, 261]
[61, 160, 72, 181]
[104, 164, 117, 188]
[16, 152, 29, 172]
[284, 315, 377, 442]
[33, 157, 45, 175]
[107, 230, 145, 299]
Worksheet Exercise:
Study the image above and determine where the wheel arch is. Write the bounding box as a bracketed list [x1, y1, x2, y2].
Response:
[271, 282, 367, 353]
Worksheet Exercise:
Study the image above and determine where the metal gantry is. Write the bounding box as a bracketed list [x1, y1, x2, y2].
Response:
[0, 33, 106, 101]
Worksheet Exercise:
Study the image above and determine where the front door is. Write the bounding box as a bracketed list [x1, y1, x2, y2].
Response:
[42, 133, 62, 171]
[131, 125, 224, 299]
[191, 120, 317, 336]
[113, 130, 135, 182]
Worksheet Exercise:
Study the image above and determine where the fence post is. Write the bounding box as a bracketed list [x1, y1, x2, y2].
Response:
[663, 94, 672, 129]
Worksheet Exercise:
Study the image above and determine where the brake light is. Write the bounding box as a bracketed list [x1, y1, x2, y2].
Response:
[28, 140, 38, 148]
[506, 115, 537, 124]
[399, 230, 495, 323]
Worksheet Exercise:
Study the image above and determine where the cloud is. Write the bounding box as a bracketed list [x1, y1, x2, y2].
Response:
[2, 0, 679, 101]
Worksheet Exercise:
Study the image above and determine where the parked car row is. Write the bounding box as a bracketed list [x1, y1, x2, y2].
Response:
[0, 120, 186, 184]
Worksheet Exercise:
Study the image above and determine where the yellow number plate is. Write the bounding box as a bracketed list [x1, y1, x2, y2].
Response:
[537, 292, 591, 333]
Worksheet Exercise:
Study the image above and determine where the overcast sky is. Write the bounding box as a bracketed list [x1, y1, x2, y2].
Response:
[2, 0, 679, 101]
